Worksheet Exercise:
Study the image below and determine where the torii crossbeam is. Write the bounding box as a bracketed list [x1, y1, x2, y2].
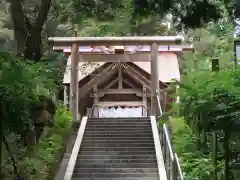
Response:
[48, 36, 193, 120]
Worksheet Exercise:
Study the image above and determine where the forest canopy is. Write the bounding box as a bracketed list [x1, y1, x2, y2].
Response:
[0, 0, 236, 60]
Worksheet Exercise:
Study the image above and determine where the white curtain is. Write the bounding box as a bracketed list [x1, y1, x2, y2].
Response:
[93, 106, 143, 118]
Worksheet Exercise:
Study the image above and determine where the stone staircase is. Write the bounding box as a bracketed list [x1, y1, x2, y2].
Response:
[71, 117, 160, 180]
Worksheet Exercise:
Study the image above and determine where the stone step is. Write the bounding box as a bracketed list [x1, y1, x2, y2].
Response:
[86, 121, 150, 125]
[85, 126, 152, 131]
[86, 123, 150, 127]
[83, 138, 153, 143]
[71, 117, 159, 180]
[88, 117, 149, 121]
[84, 134, 153, 138]
[81, 143, 155, 148]
[73, 167, 158, 174]
[83, 132, 153, 140]
[87, 120, 151, 125]
[72, 172, 159, 179]
[75, 162, 158, 169]
[72, 177, 159, 180]
[75, 158, 157, 164]
[78, 151, 156, 156]
[84, 129, 152, 135]
[84, 129, 152, 133]
[86, 123, 151, 127]
[82, 138, 153, 142]
[78, 155, 156, 160]
[80, 146, 155, 152]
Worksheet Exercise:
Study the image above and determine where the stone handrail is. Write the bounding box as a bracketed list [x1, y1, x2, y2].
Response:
[63, 116, 88, 180]
[150, 116, 168, 180]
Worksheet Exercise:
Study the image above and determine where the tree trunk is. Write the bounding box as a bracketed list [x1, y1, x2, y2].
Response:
[212, 131, 217, 179]
[224, 128, 230, 180]
[24, 33, 43, 61]
[0, 118, 3, 179]
[3, 136, 18, 176]
[196, 113, 201, 150]
[0, 104, 4, 179]
[9, 0, 52, 61]
[9, 0, 26, 54]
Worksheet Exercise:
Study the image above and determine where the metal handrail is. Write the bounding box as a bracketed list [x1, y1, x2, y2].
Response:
[156, 91, 184, 180]
[175, 153, 184, 180]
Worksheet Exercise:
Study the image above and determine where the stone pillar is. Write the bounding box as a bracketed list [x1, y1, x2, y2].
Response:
[150, 42, 159, 116]
[70, 43, 79, 121]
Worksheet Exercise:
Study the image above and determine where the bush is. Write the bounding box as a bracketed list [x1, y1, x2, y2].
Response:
[170, 117, 224, 180]
[3, 104, 72, 180]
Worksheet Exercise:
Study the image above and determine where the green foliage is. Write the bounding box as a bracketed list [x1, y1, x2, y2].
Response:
[178, 59, 240, 179]
[179, 68, 240, 131]
[54, 103, 72, 130]
[0, 53, 38, 135]
[0, 1, 13, 51]
[53, 0, 234, 30]
[0, 52, 58, 135]
[3, 105, 72, 180]
[171, 117, 224, 180]
[0, 52, 64, 178]
[181, 22, 234, 73]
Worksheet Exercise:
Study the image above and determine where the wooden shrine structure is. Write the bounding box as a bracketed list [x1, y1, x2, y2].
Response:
[48, 36, 194, 120]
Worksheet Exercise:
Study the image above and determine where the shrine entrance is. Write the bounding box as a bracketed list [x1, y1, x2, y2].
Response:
[48, 36, 193, 120]
[49, 36, 194, 180]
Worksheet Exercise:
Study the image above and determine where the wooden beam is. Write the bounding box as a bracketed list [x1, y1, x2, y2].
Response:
[143, 86, 147, 116]
[113, 46, 124, 54]
[103, 77, 137, 89]
[54, 44, 194, 53]
[98, 88, 142, 96]
[93, 85, 98, 103]
[124, 64, 152, 87]
[48, 36, 183, 46]
[122, 68, 151, 91]
[79, 53, 151, 62]
[104, 78, 118, 89]
[79, 63, 117, 97]
[95, 101, 145, 107]
[151, 42, 159, 116]
[118, 66, 123, 89]
[143, 86, 147, 107]
[90, 89, 151, 98]
[70, 43, 79, 120]
[122, 79, 136, 88]
[122, 65, 166, 99]
[90, 88, 152, 98]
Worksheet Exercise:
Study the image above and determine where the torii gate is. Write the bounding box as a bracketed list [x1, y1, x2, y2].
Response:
[48, 36, 193, 120]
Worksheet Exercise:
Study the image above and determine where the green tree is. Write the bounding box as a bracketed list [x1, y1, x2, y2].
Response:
[2, 0, 236, 61]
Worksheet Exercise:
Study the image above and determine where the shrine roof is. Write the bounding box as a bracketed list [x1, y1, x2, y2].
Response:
[63, 52, 180, 84]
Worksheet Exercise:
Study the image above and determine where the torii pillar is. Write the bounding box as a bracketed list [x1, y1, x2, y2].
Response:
[70, 43, 79, 121]
[150, 43, 159, 116]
